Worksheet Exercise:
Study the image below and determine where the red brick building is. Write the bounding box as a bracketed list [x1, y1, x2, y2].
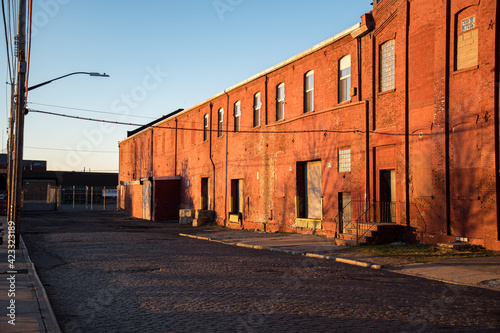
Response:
[119, 0, 500, 250]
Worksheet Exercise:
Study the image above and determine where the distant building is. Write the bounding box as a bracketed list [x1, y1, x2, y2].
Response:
[118, 0, 500, 251]
[0, 153, 118, 212]
[0, 153, 47, 171]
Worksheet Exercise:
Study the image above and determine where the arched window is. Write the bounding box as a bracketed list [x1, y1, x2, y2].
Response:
[339, 55, 351, 102]
[203, 114, 209, 141]
[253, 93, 261, 127]
[234, 101, 241, 132]
[218, 108, 224, 137]
[380, 40, 395, 92]
[304, 71, 314, 112]
[276, 83, 285, 121]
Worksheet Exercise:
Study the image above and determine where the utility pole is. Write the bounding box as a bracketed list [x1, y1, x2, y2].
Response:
[7, 0, 27, 250]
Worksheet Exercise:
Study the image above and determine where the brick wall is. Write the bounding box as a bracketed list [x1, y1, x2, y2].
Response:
[119, 0, 500, 250]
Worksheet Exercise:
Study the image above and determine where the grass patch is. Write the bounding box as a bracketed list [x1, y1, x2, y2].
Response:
[343, 243, 499, 263]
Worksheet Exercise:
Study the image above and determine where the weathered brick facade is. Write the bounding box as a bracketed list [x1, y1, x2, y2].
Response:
[119, 0, 500, 250]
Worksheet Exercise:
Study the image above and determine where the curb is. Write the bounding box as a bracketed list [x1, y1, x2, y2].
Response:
[179, 233, 382, 270]
[21, 237, 62, 333]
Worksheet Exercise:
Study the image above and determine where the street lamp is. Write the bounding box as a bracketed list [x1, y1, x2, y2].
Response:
[7, 71, 109, 249]
[28, 72, 109, 91]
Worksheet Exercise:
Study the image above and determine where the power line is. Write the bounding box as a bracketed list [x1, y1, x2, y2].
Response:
[2, 0, 13, 82]
[28, 108, 424, 137]
[27, 102, 158, 119]
[24, 146, 119, 153]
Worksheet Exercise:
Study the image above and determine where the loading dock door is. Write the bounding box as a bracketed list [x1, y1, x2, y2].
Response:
[153, 178, 181, 221]
[305, 161, 322, 219]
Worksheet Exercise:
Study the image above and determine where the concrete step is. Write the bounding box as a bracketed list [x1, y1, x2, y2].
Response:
[334, 238, 366, 246]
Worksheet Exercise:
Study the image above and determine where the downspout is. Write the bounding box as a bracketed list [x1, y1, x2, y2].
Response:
[265, 76, 269, 125]
[209, 102, 216, 211]
[174, 119, 178, 176]
[357, 37, 363, 101]
[445, 0, 452, 235]
[371, 26, 377, 205]
[405, 0, 411, 231]
[224, 90, 230, 227]
[495, 0, 500, 240]
[150, 128, 154, 177]
[357, 35, 370, 215]
[150, 127, 154, 221]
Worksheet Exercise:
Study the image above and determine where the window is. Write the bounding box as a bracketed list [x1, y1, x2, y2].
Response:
[218, 108, 224, 137]
[456, 15, 478, 70]
[304, 71, 314, 112]
[380, 40, 395, 92]
[234, 101, 241, 132]
[276, 83, 285, 121]
[253, 93, 261, 127]
[203, 114, 209, 141]
[338, 148, 351, 173]
[339, 55, 351, 102]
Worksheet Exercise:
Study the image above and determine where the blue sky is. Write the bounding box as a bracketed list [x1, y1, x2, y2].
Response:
[1, 0, 373, 172]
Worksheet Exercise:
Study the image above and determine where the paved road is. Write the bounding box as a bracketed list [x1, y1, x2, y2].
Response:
[21, 211, 500, 333]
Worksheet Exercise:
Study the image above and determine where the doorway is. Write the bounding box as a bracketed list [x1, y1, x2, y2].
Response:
[201, 177, 209, 210]
[379, 169, 395, 222]
[339, 192, 351, 233]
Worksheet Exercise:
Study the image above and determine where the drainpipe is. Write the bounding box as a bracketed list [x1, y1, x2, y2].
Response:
[495, 0, 500, 240]
[445, 0, 452, 235]
[209, 102, 216, 211]
[150, 128, 154, 221]
[224, 90, 230, 226]
[150, 128, 154, 178]
[174, 119, 178, 176]
[265, 76, 269, 125]
[357, 37, 363, 101]
[371, 25, 377, 205]
[405, 0, 411, 231]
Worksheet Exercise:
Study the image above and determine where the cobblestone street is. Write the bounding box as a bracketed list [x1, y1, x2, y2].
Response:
[21, 211, 500, 333]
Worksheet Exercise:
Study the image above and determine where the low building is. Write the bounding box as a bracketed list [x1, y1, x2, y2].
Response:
[118, 0, 500, 250]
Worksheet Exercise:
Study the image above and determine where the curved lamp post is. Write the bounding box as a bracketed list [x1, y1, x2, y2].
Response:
[7, 71, 109, 249]
[28, 72, 109, 91]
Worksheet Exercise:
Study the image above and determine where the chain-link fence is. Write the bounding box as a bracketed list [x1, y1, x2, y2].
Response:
[60, 186, 118, 211]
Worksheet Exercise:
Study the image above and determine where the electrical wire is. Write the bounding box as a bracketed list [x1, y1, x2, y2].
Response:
[24, 0, 32, 105]
[2, 0, 13, 82]
[27, 108, 424, 136]
[27, 102, 158, 119]
[24, 146, 119, 153]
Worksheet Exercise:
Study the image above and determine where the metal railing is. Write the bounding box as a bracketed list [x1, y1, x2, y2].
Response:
[337, 201, 400, 243]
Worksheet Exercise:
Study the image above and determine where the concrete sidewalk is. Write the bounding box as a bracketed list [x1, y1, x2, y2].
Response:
[180, 226, 500, 291]
[0, 220, 60, 333]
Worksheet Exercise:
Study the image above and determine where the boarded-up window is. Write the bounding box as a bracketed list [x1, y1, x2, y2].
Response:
[451, 122, 480, 199]
[411, 131, 433, 198]
[456, 14, 478, 70]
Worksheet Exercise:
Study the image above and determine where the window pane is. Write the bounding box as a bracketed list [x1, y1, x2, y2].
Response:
[339, 149, 351, 173]
[277, 84, 285, 121]
[306, 91, 314, 112]
[380, 40, 395, 92]
[254, 93, 261, 127]
[204, 114, 209, 141]
[218, 109, 223, 137]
